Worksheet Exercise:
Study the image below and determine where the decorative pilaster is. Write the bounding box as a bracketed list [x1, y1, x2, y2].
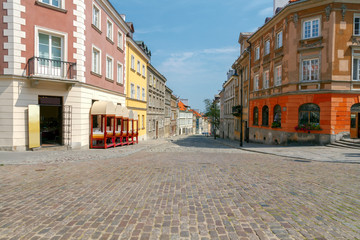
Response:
[73, 0, 86, 82]
[3, 0, 26, 76]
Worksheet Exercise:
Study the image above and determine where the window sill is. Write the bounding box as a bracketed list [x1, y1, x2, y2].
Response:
[131, 68, 136, 72]
[35, 1, 67, 13]
[300, 36, 322, 43]
[106, 37, 114, 45]
[105, 77, 114, 83]
[116, 82, 124, 86]
[91, 24, 102, 34]
[117, 46, 124, 53]
[90, 71, 102, 78]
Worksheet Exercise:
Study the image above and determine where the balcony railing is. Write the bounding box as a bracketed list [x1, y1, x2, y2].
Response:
[27, 57, 77, 80]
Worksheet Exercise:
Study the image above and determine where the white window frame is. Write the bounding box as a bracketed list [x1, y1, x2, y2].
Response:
[92, 45, 101, 74]
[41, 0, 65, 8]
[263, 70, 269, 89]
[142, 88, 145, 101]
[301, 58, 320, 82]
[131, 55, 135, 70]
[264, 40, 270, 55]
[106, 18, 113, 41]
[131, 83, 135, 98]
[92, 3, 101, 30]
[254, 74, 259, 91]
[302, 17, 321, 39]
[149, 74, 153, 86]
[35, 26, 68, 61]
[354, 14, 360, 36]
[137, 60, 141, 74]
[276, 31, 283, 49]
[142, 64, 145, 77]
[275, 65, 282, 86]
[106, 55, 113, 80]
[137, 85, 140, 100]
[352, 50, 360, 81]
[117, 31, 123, 50]
[117, 62, 123, 84]
[255, 46, 260, 60]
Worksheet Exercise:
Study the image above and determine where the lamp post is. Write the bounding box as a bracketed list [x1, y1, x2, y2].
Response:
[240, 69, 243, 147]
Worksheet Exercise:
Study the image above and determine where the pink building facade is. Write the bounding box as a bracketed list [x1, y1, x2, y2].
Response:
[0, 0, 130, 150]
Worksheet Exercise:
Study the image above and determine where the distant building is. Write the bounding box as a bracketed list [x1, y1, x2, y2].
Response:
[178, 100, 193, 135]
[164, 87, 172, 137]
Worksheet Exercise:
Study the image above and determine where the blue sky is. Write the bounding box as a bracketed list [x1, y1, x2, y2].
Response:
[110, 0, 273, 112]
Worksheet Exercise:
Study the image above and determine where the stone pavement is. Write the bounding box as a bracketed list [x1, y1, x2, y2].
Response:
[0, 135, 360, 240]
[213, 137, 360, 164]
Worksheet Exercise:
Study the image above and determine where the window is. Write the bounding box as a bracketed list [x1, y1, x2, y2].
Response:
[118, 31, 123, 49]
[299, 103, 320, 125]
[41, 0, 61, 8]
[92, 47, 101, 74]
[244, 89, 248, 107]
[131, 84, 135, 98]
[107, 19, 113, 40]
[137, 86, 140, 100]
[149, 74, 153, 86]
[354, 14, 360, 36]
[302, 59, 319, 81]
[142, 65, 145, 76]
[265, 40, 270, 55]
[273, 105, 281, 127]
[276, 31, 283, 48]
[253, 107, 258, 125]
[131, 55, 135, 70]
[137, 61, 140, 73]
[275, 65, 282, 86]
[106, 56, 113, 80]
[38, 33, 62, 74]
[142, 115, 145, 129]
[254, 74, 259, 91]
[263, 70, 269, 89]
[92, 4, 100, 29]
[142, 88, 145, 101]
[255, 46, 260, 60]
[262, 106, 269, 126]
[117, 63, 123, 84]
[353, 57, 360, 81]
[303, 18, 320, 39]
[353, 50, 360, 81]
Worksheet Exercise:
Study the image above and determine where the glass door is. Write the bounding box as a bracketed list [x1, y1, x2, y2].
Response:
[38, 33, 62, 77]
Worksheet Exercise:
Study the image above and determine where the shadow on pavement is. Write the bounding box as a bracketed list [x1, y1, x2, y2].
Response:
[345, 153, 360, 158]
[171, 135, 231, 149]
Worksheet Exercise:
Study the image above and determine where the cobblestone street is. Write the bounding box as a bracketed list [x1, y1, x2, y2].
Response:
[1, 136, 360, 240]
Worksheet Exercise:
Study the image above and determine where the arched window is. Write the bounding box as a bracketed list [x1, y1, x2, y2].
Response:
[253, 107, 258, 125]
[299, 103, 320, 125]
[351, 103, 360, 112]
[273, 105, 281, 127]
[262, 105, 269, 126]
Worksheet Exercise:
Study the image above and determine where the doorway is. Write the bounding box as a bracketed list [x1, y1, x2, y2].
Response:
[39, 96, 63, 146]
[350, 103, 360, 139]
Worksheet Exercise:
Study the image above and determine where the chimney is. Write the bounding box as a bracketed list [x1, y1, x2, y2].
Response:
[273, 0, 288, 14]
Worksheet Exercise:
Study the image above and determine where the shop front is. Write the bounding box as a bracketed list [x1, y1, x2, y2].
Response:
[350, 103, 360, 139]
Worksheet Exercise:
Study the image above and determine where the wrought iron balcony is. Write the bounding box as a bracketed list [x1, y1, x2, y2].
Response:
[27, 57, 77, 80]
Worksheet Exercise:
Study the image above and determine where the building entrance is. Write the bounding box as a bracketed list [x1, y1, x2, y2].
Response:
[350, 103, 360, 139]
[38, 96, 63, 146]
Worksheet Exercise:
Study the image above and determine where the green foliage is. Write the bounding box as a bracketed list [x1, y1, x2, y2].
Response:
[271, 121, 281, 128]
[203, 98, 220, 130]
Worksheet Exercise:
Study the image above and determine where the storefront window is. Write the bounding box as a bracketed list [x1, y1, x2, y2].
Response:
[299, 103, 320, 125]
[253, 107, 258, 125]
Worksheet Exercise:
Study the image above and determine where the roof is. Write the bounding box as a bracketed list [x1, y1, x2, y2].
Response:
[190, 109, 202, 118]
[178, 100, 188, 111]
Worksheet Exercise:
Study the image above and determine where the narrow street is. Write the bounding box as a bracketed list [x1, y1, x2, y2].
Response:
[0, 136, 360, 239]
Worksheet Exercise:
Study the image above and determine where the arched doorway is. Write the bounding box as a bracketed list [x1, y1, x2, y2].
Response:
[350, 103, 360, 139]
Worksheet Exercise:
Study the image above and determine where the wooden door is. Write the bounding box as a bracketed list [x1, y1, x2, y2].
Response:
[350, 112, 358, 139]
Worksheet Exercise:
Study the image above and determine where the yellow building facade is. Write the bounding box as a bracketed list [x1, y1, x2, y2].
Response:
[126, 37, 150, 141]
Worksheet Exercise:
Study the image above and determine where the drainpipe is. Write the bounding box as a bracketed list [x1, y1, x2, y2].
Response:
[240, 68, 243, 147]
[245, 41, 251, 143]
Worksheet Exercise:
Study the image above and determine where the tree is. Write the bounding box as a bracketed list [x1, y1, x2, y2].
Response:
[204, 98, 220, 139]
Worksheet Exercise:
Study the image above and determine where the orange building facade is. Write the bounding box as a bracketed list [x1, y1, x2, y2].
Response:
[247, 0, 360, 145]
